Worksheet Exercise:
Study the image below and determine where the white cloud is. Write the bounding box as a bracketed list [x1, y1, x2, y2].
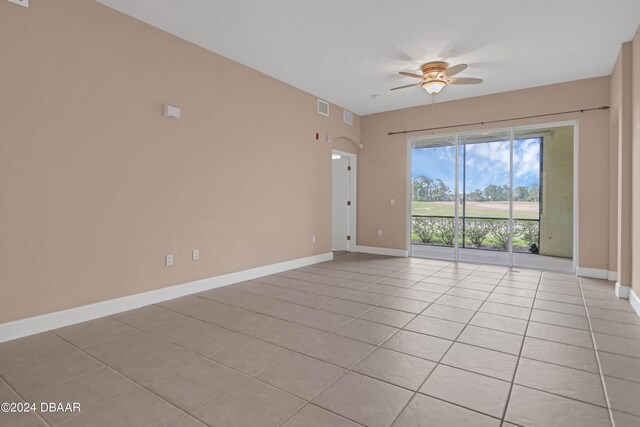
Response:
[412, 138, 540, 191]
[465, 141, 510, 171]
[514, 139, 540, 178]
[436, 147, 455, 163]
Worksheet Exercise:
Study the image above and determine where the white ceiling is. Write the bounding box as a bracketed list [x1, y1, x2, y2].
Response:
[97, 0, 640, 116]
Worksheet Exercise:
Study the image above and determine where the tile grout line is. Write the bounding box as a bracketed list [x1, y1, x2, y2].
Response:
[577, 275, 616, 427]
[169, 260, 592, 423]
[73, 283, 638, 369]
[500, 382, 610, 410]
[0, 260, 516, 422]
[50, 309, 323, 425]
[0, 375, 53, 427]
[279, 258, 475, 426]
[229, 258, 547, 320]
[0, 345, 80, 377]
[385, 263, 506, 426]
[273, 364, 363, 427]
[497, 266, 542, 425]
[0, 335, 113, 425]
[148, 293, 415, 424]
[275, 257, 446, 427]
[231, 265, 469, 317]
[47, 333, 207, 427]
[159, 264, 633, 422]
[56, 315, 342, 427]
[169, 263, 618, 422]
[4, 255, 624, 426]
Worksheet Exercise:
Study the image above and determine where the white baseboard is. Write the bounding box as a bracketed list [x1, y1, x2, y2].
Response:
[630, 289, 640, 318]
[0, 252, 333, 343]
[576, 266, 617, 281]
[352, 245, 408, 257]
[615, 282, 631, 299]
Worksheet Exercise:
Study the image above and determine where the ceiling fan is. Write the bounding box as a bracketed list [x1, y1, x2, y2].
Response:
[391, 61, 483, 95]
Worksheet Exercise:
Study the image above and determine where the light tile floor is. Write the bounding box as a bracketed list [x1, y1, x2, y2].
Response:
[1, 253, 639, 426]
[411, 244, 574, 272]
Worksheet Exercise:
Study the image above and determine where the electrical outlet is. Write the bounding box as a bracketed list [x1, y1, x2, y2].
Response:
[390, 198, 395, 206]
[165, 254, 173, 266]
[378, 229, 383, 237]
[312, 235, 316, 244]
[192, 250, 199, 261]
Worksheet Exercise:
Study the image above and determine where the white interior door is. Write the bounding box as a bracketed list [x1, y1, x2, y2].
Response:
[332, 154, 351, 250]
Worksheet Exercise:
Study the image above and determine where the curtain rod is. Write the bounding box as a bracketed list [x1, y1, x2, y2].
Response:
[387, 105, 610, 136]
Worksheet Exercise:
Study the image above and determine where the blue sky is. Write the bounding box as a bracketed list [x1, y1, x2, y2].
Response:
[411, 138, 541, 192]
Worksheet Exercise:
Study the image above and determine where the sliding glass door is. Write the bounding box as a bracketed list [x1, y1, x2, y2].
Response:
[410, 134, 457, 261]
[409, 124, 574, 271]
[457, 131, 512, 265]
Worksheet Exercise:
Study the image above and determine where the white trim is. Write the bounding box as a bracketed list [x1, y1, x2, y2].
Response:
[607, 271, 618, 282]
[630, 289, 640, 318]
[406, 138, 412, 256]
[0, 252, 333, 343]
[508, 129, 514, 266]
[576, 266, 606, 279]
[572, 121, 580, 273]
[332, 149, 357, 251]
[576, 266, 617, 280]
[454, 134, 460, 261]
[615, 282, 631, 299]
[353, 245, 408, 257]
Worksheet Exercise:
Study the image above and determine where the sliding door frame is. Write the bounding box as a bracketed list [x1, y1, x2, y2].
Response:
[407, 120, 579, 272]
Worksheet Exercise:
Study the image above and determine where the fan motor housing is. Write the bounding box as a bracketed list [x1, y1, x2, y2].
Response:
[420, 61, 448, 77]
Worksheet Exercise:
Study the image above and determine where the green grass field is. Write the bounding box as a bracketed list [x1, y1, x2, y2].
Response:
[412, 201, 539, 219]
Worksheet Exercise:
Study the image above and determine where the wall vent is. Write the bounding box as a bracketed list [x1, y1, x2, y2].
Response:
[317, 99, 329, 116]
[7, 0, 29, 7]
[343, 110, 353, 125]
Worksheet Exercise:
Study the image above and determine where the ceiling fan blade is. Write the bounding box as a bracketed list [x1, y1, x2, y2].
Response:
[390, 82, 421, 91]
[448, 77, 483, 85]
[442, 63, 467, 77]
[399, 71, 426, 79]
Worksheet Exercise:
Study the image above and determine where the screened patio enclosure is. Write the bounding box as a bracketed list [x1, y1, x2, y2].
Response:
[409, 124, 575, 272]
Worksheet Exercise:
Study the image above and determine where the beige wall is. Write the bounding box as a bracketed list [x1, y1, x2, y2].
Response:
[359, 77, 611, 269]
[611, 43, 633, 287]
[632, 28, 640, 295]
[609, 68, 619, 276]
[2, 0, 635, 325]
[332, 137, 360, 155]
[540, 127, 573, 258]
[0, 0, 361, 323]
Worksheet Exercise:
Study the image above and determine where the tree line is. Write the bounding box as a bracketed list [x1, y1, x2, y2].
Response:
[412, 176, 539, 202]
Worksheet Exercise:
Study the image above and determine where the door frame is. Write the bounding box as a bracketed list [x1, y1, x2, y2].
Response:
[332, 149, 357, 251]
[406, 120, 579, 272]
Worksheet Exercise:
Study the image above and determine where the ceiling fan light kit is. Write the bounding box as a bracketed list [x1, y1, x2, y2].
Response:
[422, 80, 446, 94]
[391, 61, 483, 98]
